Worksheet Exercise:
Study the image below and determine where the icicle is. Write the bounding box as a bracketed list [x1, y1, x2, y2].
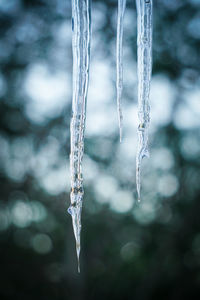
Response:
[68, 0, 91, 272]
[116, 0, 126, 142]
[136, 0, 153, 202]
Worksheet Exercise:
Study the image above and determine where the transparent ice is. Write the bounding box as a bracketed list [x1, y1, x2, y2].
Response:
[136, 0, 153, 201]
[68, 0, 91, 272]
[116, 0, 126, 142]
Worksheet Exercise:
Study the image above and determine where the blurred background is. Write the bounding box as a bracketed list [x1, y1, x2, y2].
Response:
[0, 0, 200, 299]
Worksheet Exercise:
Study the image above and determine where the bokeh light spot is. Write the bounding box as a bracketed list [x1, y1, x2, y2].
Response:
[110, 191, 134, 213]
[158, 174, 179, 197]
[11, 201, 32, 228]
[31, 233, 52, 254]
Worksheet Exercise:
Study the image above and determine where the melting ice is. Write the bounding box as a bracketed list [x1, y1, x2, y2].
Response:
[68, 0, 91, 272]
[136, 0, 153, 201]
[116, 0, 126, 142]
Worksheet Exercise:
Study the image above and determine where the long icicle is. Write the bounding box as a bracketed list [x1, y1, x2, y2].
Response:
[116, 0, 126, 142]
[136, 0, 153, 202]
[68, 0, 91, 272]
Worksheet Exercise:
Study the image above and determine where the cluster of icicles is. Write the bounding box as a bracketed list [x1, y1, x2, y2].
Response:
[68, 0, 153, 272]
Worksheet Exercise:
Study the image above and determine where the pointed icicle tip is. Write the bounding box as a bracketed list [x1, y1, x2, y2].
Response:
[78, 260, 80, 273]
[137, 188, 141, 203]
[76, 242, 81, 273]
[119, 126, 123, 143]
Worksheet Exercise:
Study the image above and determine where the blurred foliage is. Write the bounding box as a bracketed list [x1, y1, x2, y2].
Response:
[0, 0, 200, 299]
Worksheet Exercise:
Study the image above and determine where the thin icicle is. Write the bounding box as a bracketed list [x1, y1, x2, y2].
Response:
[136, 0, 153, 202]
[116, 0, 126, 142]
[68, 0, 91, 272]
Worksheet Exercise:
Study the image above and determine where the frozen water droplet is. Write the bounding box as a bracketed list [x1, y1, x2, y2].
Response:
[67, 206, 72, 215]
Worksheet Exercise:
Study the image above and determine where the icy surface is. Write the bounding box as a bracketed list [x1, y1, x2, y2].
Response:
[68, 0, 91, 272]
[116, 0, 126, 142]
[136, 0, 153, 201]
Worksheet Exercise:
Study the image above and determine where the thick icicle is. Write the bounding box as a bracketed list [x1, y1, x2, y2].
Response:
[116, 0, 126, 142]
[136, 0, 153, 201]
[68, 0, 91, 272]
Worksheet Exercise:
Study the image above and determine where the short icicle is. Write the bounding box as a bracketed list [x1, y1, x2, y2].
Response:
[136, 0, 153, 202]
[68, 0, 91, 272]
[116, 0, 126, 142]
